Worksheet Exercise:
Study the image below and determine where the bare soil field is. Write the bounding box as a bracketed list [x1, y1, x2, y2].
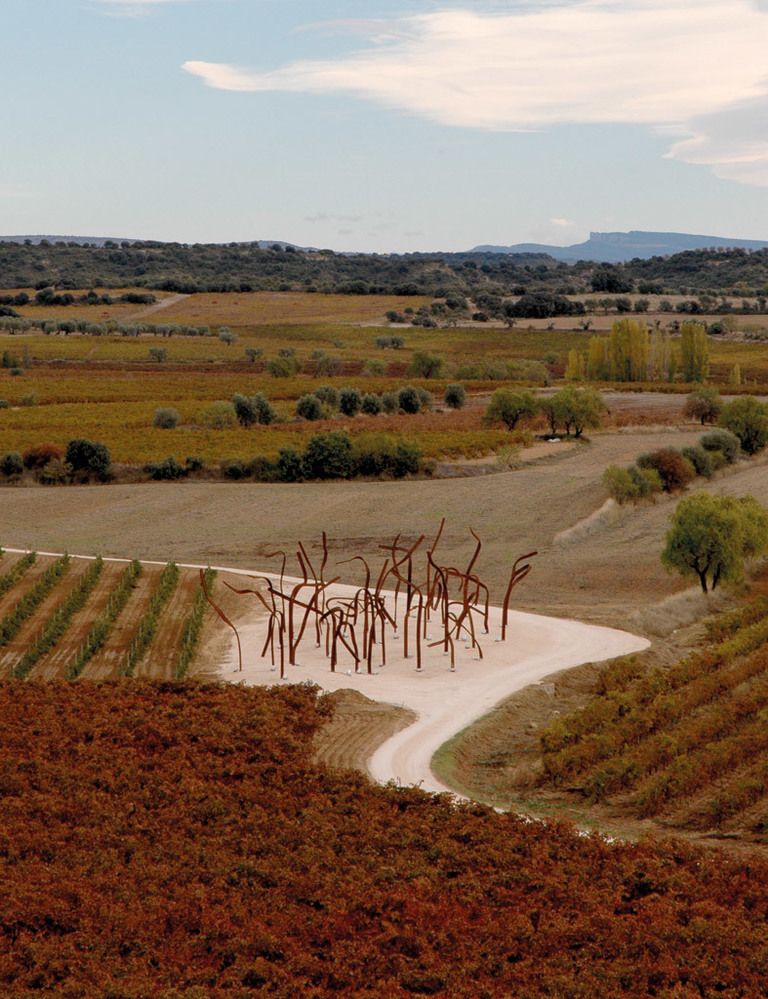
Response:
[0, 426, 736, 629]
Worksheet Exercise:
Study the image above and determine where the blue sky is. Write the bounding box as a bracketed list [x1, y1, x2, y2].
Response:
[3, 0, 768, 251]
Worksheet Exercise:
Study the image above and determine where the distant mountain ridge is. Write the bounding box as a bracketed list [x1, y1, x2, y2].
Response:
[472, 230, 768, 263]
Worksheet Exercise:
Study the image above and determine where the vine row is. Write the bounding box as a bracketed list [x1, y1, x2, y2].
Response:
[0, 555, 71, 649]
[65, 561, 142, 680]
[11, 559, 105, 680]
[174, 568, 216, 680]
[120, 563, 180, 678]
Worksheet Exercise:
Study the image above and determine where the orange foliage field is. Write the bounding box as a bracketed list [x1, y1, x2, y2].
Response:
[1, 680, 767, 997]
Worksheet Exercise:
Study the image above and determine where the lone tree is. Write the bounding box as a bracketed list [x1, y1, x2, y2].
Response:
[683, 387, 722, 425]
[662, 493, 768, 593]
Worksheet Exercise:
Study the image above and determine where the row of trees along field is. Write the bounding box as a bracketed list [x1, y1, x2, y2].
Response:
[0, 680, 767, 996]
[565, 319, 711, 383]
[1, 239, 768, 295]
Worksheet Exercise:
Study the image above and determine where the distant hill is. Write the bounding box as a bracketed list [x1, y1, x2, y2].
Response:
[473, 230, 768, 263]
[0, 235, 314, 251]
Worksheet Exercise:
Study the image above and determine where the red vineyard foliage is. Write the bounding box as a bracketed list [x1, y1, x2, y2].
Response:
[0, 682, 767, 997]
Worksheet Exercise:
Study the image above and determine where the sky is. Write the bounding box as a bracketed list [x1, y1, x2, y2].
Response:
[3, 0, 768, 252]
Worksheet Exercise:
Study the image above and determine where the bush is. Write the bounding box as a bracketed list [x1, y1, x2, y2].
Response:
[302, 431, 355, 480]
[37, 458, 72, 486]
[397, 385, 422, 415]
[276, 448, 304, 482]
[408, 351, 443, 379]
[681, 445, 714, 478]
[153, 407, 180, 429]
[65, 439, 111, 480]
[352, 434, 422, 478]
[244, 347, 262, 363]
[444, 383, 466, 410]
[145, 456, 187, 480]
[252, 393, 277, 426]
[0, 452, 23, 477]
[295, 394, 323, 421]
[361, 393, 382, 416]
[719, 396, 768, 455]
[248, 457, 279, 482]
[684, 387, 722, 425]
[221, 460, 249, 480]
[185, 456, 204, 473]
[603, 466, 638, 504]
[637, 448, 696, 492]
[416, 387, 433, 411]
[379, 391, 397, 414]
[267, 355, 301, 377]
[629, 465, 663, 497]
[339, 388, 362, 417]
[314, 353, 342, 377]
[700, 428, 741, 464]
[363, 359, 385, 377]
[314, 385, 339, 410]
[199, 401, 237, 429]
[148, 347, 167, 363]
[376, 334, 405, 348]
[23, 443, 63, 470]
[0, 400, 8, 409]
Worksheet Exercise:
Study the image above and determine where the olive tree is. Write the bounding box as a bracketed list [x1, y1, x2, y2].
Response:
[662, 493, 768, 593]
[485, 389, 537, 430]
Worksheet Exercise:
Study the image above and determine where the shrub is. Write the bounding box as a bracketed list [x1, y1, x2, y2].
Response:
[267, 355, 301, 377]
[339, 388, 362, 417]
[19, 394, 36, 407]
[314, 385, 339, 410]
[361, 393, 382, 416]
[376, 334, 405, 348]
[185, 456, 204, 472]
[719, 396, 768, 455]
[218, 327, 237, 346]
[637, 448, 696, 492]
[681, 445, 714, 478]
[397, 385, 422, 415]
[65, 439, 111, 480]
[221, 460, 249, 480]
[416, 387, 433, 411]
[248, 457, 279, 482]
[408, 351, 443, 379]
[0, 452, 23, 477]
[444, 383, 466, 410]
[244, 347, 263, 363]
[199, 401, 237, 429]
[352, 434, 422, 478]
[603, 466, 638, 504]
[0, 400, 8, 409]
[23, 443, 63, 470]
[381, 391, 399, 414]
[629, 465, 663, 497]
[252, 393, 277, 426]
[363, 359, 385, 377]
[153, 407, 180, 429]
[302, 431, 355, 480]
[148, 346, 167, 363]
[145, 456, 187, 480]
[700, 428, 741, 464]
[276, 448, 304, 482]
[684, 387, 722, 425]
[296, 394, 323, 421]
[314, 353, 342, 377]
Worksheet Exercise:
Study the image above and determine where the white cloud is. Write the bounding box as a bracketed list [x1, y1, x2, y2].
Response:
[550, 217, 575, 228]
[182, 0, 768, 186]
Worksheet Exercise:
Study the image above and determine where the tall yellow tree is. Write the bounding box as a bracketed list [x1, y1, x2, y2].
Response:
[680, 321, 709, 382]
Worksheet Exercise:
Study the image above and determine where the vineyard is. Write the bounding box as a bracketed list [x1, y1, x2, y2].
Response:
[535, 589, 768, 841]
[1, 681, 767, 997]
[0, 549, 217, 681]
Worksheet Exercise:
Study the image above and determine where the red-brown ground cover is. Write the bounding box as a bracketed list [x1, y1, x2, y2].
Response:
[0, 681, 767, 998]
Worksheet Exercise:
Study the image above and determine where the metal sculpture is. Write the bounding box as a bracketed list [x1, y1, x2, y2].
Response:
[210, 523, 536, 676]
